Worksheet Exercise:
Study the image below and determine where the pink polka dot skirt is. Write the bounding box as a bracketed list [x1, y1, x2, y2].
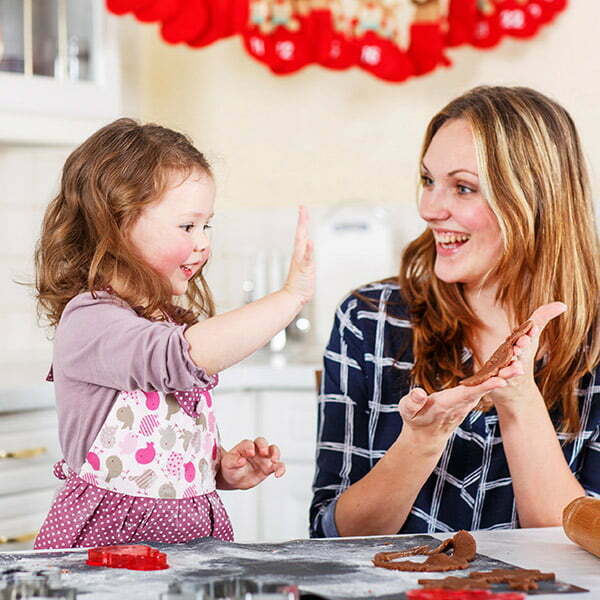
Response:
[34, 472, 234, 550]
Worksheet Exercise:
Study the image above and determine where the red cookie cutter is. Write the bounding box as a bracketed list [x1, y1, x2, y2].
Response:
[86, 544, 169, 570]
[407, 591, 525, 600]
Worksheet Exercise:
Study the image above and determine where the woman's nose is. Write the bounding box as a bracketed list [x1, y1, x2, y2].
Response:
[419, 186, 452, 222]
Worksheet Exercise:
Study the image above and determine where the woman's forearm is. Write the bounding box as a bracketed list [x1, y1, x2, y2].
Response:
[184, 290, 303, 375]
[496, 389, 585, 527]
[334, 429, 446, 537]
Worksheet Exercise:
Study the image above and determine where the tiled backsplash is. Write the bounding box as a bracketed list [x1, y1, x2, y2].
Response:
[1, 144, 424, 387]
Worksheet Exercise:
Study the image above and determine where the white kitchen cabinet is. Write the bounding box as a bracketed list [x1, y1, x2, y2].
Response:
[0, 0, 121, 145]
[213, 386, 318, 543]
[0, 407, 61, 551]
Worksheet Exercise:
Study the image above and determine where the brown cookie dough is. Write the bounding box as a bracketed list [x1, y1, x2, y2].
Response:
[461, 320, 534, 386]
[419, 568, 555, 591]
[372, 530, 476, 572]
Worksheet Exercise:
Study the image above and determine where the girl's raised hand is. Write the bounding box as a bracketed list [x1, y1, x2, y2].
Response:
[282, 205, 314, 306]
[216, 437, 285, 491]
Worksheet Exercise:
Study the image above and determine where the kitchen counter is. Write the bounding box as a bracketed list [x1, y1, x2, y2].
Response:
[0, 527, 598, 599]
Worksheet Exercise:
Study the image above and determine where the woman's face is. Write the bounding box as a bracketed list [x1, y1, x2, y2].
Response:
[418, 118, 503, 290]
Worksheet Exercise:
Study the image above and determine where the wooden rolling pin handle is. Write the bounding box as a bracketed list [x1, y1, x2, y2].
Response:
[563, 496, 600, 559]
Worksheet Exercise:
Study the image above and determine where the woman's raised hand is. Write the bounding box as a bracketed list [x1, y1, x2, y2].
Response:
[487, 301, 567, 405]
[399, 301, 568, 444]
[282, 205, 314, 306]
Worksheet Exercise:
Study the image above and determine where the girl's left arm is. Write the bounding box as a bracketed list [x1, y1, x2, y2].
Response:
[491, 302, 587, 526]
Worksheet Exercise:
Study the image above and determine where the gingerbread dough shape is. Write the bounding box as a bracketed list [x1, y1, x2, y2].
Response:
[461, 320, 534, 386]
[372, 530, 476, 572]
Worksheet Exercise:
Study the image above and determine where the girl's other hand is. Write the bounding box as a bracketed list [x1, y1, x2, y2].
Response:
[217, 437, 285, 491]
[283, 205, 314, 306]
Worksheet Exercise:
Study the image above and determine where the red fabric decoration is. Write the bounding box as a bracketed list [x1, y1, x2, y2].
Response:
[134, 0, 182, 23]
[312, 8, 357, 70]
[106, 0, 149, 15]
[356, 31, 414, 82]
[469, 1, 503, 48]
[161, 0, 210, 43]
[105, 0, 569, 83]
[496, 0, 539, 38]
[269, 22, 314, 74]
[407, 22, 451, 75]
[446, 0, 478, 47]
[188, 0, 237, 48]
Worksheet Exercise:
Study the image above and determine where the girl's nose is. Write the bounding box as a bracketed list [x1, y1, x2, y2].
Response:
[419, 186, 452, 222]
[193, 228, 211, 253]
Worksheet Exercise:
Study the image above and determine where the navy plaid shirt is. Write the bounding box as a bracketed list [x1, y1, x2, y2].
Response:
[310, 281, 600, 537]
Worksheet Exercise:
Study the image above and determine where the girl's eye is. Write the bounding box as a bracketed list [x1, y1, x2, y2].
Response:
[180, 224, 194, 233]
[420, 174, 433, 187]
[203, 224, 212, 232]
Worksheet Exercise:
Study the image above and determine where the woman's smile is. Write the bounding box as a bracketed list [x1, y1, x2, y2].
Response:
[432, 228, 472, 256]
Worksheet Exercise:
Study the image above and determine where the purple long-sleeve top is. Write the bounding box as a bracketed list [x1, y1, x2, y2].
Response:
[51, 291, 214, 472]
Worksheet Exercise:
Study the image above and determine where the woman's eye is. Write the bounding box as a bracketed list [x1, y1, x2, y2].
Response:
[180, 224, 194, 233]
[420, 174, 433, 187]
[457, 184, 476, 194]
[203, 224, 212, 232]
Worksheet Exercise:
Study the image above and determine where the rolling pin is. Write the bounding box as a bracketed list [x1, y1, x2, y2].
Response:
[563, 496, 600, 559]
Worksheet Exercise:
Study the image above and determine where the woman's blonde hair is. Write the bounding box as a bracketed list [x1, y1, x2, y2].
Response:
[35, 118, 215, 328]
[400, 86, 600, 433]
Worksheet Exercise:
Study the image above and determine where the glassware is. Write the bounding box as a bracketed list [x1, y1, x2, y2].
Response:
[0, 0, 25, 73]
[66, 0, 93, 81]
[32, 0, 58, 77]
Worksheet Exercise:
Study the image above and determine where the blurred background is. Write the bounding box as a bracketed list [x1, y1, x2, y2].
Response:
[0, 0, 598, 548]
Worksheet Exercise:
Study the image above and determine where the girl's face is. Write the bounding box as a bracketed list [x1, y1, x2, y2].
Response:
[418, 118, 503, 290]
[129, 168, 215, 296]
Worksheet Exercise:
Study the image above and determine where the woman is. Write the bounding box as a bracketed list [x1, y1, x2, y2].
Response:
[310, 86, 600, 537]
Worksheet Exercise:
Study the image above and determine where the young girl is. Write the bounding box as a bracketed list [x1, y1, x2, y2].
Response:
[33, 118, 314, 549]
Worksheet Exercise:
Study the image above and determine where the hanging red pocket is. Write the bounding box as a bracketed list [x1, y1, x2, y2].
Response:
[269, 0, 314, 74]
[133, 0, 182, 22]
[311, 6, 357, 70]
[242, 0, 277, 69]
[161, 0, 210, 43]
[355, 34, 413, 83]
[532, 0, 567, 24]
[407, 0, 450, 76]
[446, 0, 478, 47]
[188, 0, 237, 48]
[106, 0, 149, 15]
[469, 0, 502, 48]
[407, 22, 451, 75]
[495, 0, 539, 38]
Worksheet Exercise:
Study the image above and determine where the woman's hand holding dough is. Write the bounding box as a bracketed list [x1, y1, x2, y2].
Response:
[398, 375, 510, 445]
[486, 302, 567, 408]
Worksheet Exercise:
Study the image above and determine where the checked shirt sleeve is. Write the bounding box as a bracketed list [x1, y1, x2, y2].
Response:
[310, 295, 370, 538]
[574, 366, 600, 497]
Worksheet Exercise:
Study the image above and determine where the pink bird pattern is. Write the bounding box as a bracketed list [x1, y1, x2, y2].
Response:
[79, 382, 221, 498]
[144, 391, 160, 411]
[135, 442, 156, 465]
[118, 432, 139, 454]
